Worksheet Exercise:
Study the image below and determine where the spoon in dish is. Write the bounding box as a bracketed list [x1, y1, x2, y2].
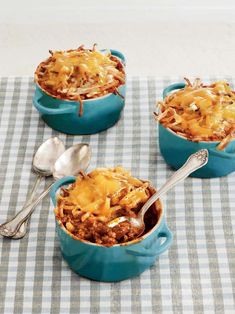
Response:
[0, 143, 91, 239]
[10, 137, 65, 239]
[108, 149, 209, 236]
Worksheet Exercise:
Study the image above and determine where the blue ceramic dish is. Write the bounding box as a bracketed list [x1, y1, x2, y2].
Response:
[33, 50, 126, 135]
[158, 83, 235, 178]
[50, 176, 173, 282]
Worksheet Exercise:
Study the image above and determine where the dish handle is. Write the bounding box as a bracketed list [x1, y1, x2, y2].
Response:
[208, 147, 235, 160]
[163, 82, 186, 99]
[50, 176, 76, 206]
[126, 221, 173, 257]
[33, 88, 76, 115]
[110, 49, 126, 64]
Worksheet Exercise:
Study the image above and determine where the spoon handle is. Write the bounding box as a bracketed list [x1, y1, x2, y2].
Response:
[0, 181, 54, 237]
[26, 175, 43, 205]
[11, 174, 43, 239]
[138, 149, 208, 221]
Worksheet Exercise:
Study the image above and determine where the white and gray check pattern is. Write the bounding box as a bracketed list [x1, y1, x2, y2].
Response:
[0, 77, 234, 314]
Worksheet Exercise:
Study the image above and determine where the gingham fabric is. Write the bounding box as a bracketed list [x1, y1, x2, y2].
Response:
[0, 77, 234, 314]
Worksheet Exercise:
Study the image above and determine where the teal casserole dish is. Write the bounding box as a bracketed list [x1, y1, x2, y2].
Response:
[50, 176, 173, 282]
[33, 49, 126, 135]
[158, 82, 235, 178]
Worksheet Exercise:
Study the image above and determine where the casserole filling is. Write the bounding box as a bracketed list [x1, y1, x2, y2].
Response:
[154, 78, 235, 149]
[54, 167, 160, 246]
[35, 45, 125, 116]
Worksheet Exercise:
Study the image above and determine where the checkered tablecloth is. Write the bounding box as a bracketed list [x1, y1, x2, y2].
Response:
[0, 77, 234, 314]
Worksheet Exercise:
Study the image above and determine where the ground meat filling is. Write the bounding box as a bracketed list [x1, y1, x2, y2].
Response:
[56, 201, 159, 246]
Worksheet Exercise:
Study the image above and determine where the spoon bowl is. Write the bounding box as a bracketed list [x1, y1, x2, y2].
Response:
[53, 143, 91, 179]
[32, 137, 65, 176]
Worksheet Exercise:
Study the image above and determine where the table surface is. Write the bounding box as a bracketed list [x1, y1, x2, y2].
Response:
[0, 77, 234, 314]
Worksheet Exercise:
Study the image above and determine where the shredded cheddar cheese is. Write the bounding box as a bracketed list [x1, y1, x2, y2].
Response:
[154, 78, 235, 149]
[56, 167, 150, 222]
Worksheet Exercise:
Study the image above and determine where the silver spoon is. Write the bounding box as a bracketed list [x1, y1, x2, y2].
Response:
[108, 149, 209, 236]
[11, 137, 65, 239]
[0, 143, 91, 239]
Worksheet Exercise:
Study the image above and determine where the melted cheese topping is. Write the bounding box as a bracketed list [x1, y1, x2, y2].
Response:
[156, 79, 235, 143]
[35, 46, 125, 104]
[45, 50, 115, 87]
[57, 167, 150, 219]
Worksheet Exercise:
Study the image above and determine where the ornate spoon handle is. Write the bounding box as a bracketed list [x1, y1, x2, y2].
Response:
[11, 175, 43, 239]
[0, 181, 53, 237]
[138, 149, 209, 221]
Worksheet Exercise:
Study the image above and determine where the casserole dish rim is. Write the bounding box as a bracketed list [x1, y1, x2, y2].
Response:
[158, 120, 235, 145]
